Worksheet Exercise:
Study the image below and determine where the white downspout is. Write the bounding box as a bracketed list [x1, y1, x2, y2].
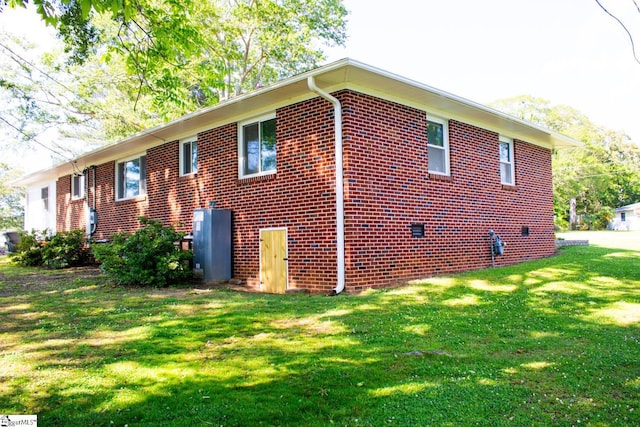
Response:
[307, 76, 345, 295]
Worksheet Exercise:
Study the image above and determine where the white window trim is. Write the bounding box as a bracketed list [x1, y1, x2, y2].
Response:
[115, 153, 147, 201]
[426, 115, 450, 176]
[499, 136, 515, 185]
[238, 113, 277, 179]
[71, 173, 85, 200]
[179, 137, 198, 176]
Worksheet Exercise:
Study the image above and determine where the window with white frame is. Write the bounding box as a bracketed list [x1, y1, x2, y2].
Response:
[499, 137, 515, 185]
[239, 114, 276, 177]
[116, 154, 147, 200]
[41, 186, 49, 212]
[180, 138, 198, 176]
[72, 173, 85, 199]
[427, 116, 450, 175]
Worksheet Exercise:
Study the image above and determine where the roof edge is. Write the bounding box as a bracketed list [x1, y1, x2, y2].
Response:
[13, 58, 582, 187]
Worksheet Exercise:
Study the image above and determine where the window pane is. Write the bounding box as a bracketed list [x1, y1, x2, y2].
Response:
[500, 142, 511, 162]
[124, 158, 140, 198]
[116, 162, 125, 199]
[500, 162, 513, 184]
[183, 142, 192, 174]
[427, 121, 444, 147]
[182, 141, 197, 174]
[139, 155, 147, 194]
[41, 187, 49, 212]
[261, 118, 276, 172]
[72, 175, 84, 198]
[243, 123, 259, 175]
[191, 141, 198, 173]
[116, 156, 146, 199]
[428, 146, 446, 173]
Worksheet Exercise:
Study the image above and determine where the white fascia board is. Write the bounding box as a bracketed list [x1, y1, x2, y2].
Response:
[334, 60, 582, 150]
[14, 58, 580, 186]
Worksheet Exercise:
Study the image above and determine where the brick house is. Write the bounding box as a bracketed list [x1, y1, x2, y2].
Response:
[15, 59, 579, 294]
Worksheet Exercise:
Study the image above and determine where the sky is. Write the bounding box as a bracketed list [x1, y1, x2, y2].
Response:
[1, 0, 639, 173]
[323, 0, 640, 142]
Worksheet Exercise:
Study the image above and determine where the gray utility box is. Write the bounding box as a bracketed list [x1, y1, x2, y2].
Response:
[192, 208, 232, 282]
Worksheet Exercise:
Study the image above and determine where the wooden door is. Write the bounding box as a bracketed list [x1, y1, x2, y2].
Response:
[260, 228, 288, 293]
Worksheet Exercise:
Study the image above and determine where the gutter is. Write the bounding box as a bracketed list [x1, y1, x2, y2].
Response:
[307, 76, 345, 295]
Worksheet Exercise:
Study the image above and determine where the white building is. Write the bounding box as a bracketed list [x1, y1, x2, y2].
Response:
[610, 202, 640, 231]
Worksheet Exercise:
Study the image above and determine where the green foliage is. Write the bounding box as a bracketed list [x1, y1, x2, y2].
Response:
[4, 0, 348, 123]
[553, 211, 569, 232]
[91, 216, 193, 287]
[2, 0, 137, 24]
[57, 0, 100, 65]
[41, 229, 93, 268]
[491, 96, 640, 229]
[0, 33, 108, 162]
[10, 228, 92, 268]
[10, 229, 47, 266]
[2, 0, 347, 165]
[0, 163, 23, 230]
[577, 206, 616, 231]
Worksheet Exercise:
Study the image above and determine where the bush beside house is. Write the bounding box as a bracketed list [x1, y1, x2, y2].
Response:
[11, 229, 92, 268]
[10, 218, 192, 288]
[91, 217, 193, 287]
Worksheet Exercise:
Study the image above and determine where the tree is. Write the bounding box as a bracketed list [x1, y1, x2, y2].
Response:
[491, 96, 640, 230]
[0, 28, 158, 164]
[1, 0, 135, 24]
[0, 163, 24, 230]
[3, 0, 348, 119]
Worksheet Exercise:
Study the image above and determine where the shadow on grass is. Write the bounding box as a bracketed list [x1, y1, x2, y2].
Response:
[0, 246, 638, 426]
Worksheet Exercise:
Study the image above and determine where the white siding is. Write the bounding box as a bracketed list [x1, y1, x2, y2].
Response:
[24, 181, 57, 233]
[611, 206, 640, 231]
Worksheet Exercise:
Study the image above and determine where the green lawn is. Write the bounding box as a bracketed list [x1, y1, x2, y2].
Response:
[1, 243, 639, 426]
[557, 230, 640, 251]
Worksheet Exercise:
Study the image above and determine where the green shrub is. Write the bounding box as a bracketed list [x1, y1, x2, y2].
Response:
[10, 229, 47, 267]
[42, 229, 93, 269]
[554, 215, 569, 232]
[10, 229, 92, 268]
[578, 207, 615, 230]
[92, 217, 193, 287]
[592, 206, 615, 230]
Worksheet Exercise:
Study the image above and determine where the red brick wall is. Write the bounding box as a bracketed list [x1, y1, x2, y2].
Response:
[147, 140, 201, 228]
[57, 99, 340, 292]
[54, 89, 555, 293]
[56, 176, 84, 231]
[193, 99, 339, 292]
[340, 91, 555, 290]
[57, 162, 150, 238]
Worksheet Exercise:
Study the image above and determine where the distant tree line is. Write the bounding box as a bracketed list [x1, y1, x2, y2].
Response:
[492, 96, 640, 230]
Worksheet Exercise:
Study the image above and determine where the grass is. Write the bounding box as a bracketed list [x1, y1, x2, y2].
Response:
[557, 230, 640, 251]
[1, 239, 639, 426]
